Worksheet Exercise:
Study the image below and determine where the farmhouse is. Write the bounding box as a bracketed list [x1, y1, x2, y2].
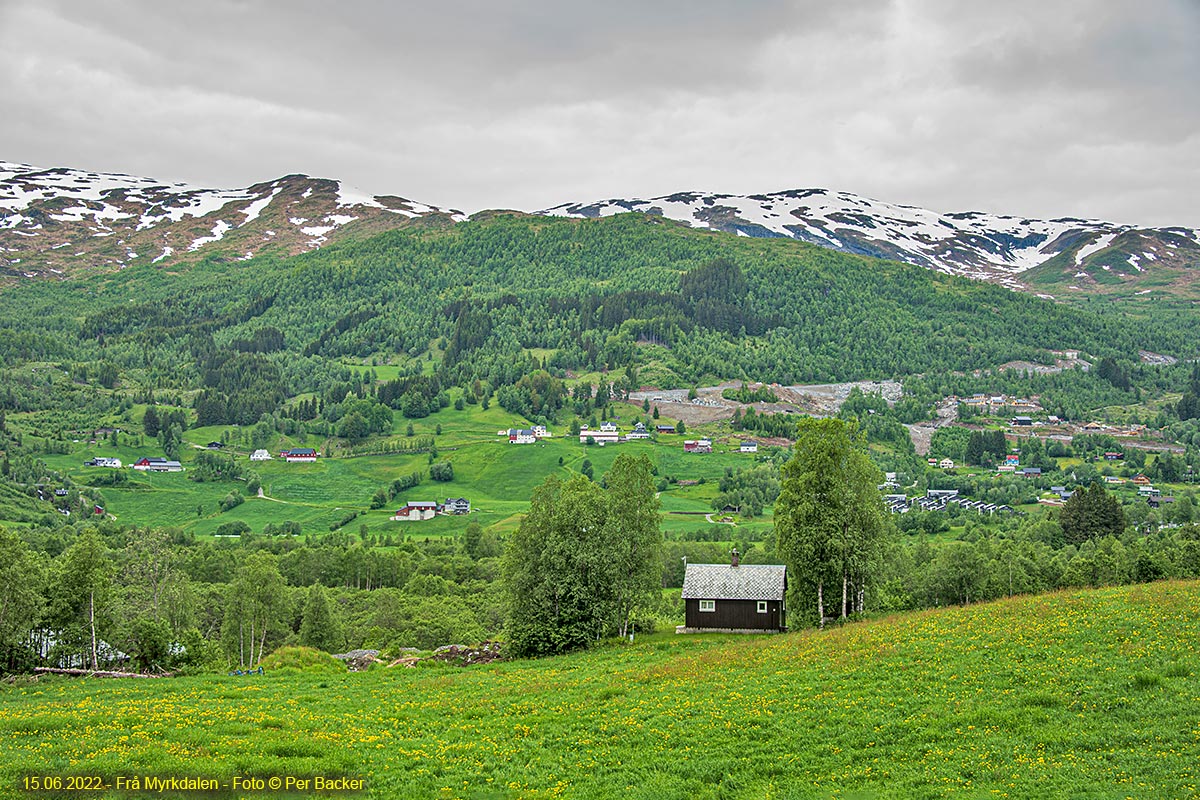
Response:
[132, 457, 182, 472]
[441, 497, 471, 515]
[283, 448, 318, 462]
[390, 501, 438, 521]
[531, 425, 551, 438]
[579, 427, 620, 444]
[939, 458, 955, 470]
[625, 422, 651, 440]
[205, 441, 225, 450]
[683, 439, 712, 454]
[504, 429, 532, 448]
[249, 449, 273, 461]
[679, 551, 786, 634]
[740, 441, 758, 453]
[655, 425, 676, 434]
[84, 457, 122, 468]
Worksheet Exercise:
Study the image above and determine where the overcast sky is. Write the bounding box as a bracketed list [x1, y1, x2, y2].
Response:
[2, 0, 1197, 226]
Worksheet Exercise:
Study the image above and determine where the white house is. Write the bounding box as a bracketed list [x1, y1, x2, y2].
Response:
[86, 457, 122, 468]
[250, 449, 273, 461]
[532, 425, 551, 438]
[599, 421, 618, 433]
[625, 422, 651, 440]
[939, 458, 955, 470]
[739, 441, 758, 453]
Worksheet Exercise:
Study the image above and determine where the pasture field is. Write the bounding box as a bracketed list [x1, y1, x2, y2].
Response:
[2, 581, 1199, 799]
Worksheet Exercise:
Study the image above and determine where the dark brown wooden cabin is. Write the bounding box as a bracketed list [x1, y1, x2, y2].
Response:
[680, 553, 786, 633]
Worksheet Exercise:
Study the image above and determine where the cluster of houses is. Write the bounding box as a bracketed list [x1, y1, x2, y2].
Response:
[501, 425, 552, 445]
[83, 457, 122, 468]
[390, 498, 471, 521]
[885, 489, 1014, 515]
[960, 394, 1042, 413]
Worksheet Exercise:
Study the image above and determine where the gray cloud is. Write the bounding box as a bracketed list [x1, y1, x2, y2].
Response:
[1, 0, 1196, 227]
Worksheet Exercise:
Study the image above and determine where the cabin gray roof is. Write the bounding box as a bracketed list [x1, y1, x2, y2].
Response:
[681, 563, 786, 601]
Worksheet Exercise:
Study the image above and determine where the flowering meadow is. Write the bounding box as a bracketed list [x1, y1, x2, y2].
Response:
[3, 581, 1199, 799]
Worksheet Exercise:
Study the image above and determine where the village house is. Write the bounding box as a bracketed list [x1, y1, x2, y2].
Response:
[283, 447, 318, 462]
[684, 439, 712, 454]
[1104, 451, 1123, 461]
[506, 429, 536, 445]
[1011, 416, 1033, 427]
[679, 551, 786, 634]
[625, 422, 651, 440]
[1132, 474, 1152, 486]
[249, 449, 273, 461]
[939, 458, 955, 470]
[655, 424, 676, 434]
[740, 441, 758, 453]
[441, 497, 471, 515]
[84, 457, 122, 468]
[205, 441, 225, 450]
[1021, 467, 1042, 478]
[531, 425, 551, 438]
[132, 457, 182, 472]
[390, 501, 438, 521]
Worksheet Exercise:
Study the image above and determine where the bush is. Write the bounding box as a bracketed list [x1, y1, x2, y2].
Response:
[218, 492, 244, 512]
[430, 461, 454, 482]
[258, 646, 347, 674]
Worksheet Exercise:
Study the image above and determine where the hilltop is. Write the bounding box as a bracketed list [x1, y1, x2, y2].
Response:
[2, 580, 1197, 798]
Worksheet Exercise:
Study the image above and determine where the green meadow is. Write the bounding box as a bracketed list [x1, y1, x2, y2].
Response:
[19, 397, 770, 542]
[2, 580, 1198, 798]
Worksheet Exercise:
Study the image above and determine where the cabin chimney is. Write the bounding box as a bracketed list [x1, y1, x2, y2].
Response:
[730, 547, 740, 567]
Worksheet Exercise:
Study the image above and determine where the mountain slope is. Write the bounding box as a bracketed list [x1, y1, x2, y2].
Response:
[542, 189, 1200, 297]
[0, 161, 464, 280]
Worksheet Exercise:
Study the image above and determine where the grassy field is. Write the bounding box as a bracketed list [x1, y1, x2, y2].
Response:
[2, 581, 1199, 798]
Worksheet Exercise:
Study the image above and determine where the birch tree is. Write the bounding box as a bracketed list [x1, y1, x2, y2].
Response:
[222, 552, 287, 666]
[775, 418, 886, 627]
[53, 530, 114, 670]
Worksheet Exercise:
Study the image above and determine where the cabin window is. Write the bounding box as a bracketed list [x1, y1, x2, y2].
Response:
[699, 600, 715, 612]
[757, 601, 768, 614]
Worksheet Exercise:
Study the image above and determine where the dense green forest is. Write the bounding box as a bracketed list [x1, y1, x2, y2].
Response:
[2, 212, 1200, 673]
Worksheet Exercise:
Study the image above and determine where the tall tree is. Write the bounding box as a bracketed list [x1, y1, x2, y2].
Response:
[775, 418, 887, 627]
[222, 552, 287, 667]
[0, 528, 45, 670]
[1060, 482, 1126, 545]
[502, 467, 661, 657]
[52, 530, 114, 670]
[298, 584, 342, 653]
[603, 454, 663, 638]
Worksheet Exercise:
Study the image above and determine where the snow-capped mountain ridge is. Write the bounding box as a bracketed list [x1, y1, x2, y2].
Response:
[2, 160, 1196, 296]
[541, 189, 1199, 291]
[0, 162, 464, 280]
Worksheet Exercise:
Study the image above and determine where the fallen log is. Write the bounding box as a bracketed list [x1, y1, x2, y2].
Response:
[33, 667, 172, 679]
